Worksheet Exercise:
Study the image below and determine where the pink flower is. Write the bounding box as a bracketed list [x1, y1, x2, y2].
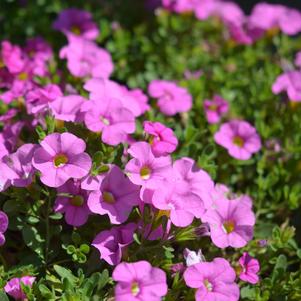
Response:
[49, 95, 86, 122]
[172, 157, 214, 208]
[0, 144, 37, 188]
[53, 8, 99, 40]
[1, 41, 25, 74]
[152, 181, 205, 227]
[184, 257, 239, 301]
[249, 3, 301, 36]
[32, 133, 92, 188]
[84, 78, 149, 117]
[113, 261, 168, 301]
[0, 109, 17, 122]
[83, 92, 136, 146]
[92, 223, 136, 265]
[214, 120, 261, 160]
[204, 95, 229, 124]
[59, 36, 113, 78]
[125, 142, 172, 190]
[88, 165, 141, 224]
[0, 211, 8, 246]
[25, 84, 63, 115]
[238, 252, 260, 284]
[54, 180, 91, 227]
[4, 276, 36, 300]
[143, 121, 178, 156]
[272, 71, 301, 102]
[148, 80, 192, 115]
[202, 197, 255, 248]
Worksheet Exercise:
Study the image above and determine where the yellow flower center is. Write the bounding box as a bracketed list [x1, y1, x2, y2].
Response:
[53, 154, 69, 168]
[18, 72, 28, 81]
[232, 136, 244, 148]
[204, 279, 213, 292]
[69, 195, 84, 207]
[100, 116, 110, 126]
[103, 191, 115, 204]
[140, 166, 151, 180]
[222, 220, 235, 234]
[71, 26, 81, 35]
[208, 104, 218, 111]
[0, 59, 5, 68]
[131, 281, 140, 297]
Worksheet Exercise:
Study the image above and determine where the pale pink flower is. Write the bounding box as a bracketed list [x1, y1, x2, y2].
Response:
[238, 252, 260, 284]
[4, 276, 36, 300]
[204, 95, 229, 124]
[214, 120, 261, 160]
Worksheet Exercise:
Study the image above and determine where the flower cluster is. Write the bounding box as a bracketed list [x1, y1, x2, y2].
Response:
[2, 0, 300, 300]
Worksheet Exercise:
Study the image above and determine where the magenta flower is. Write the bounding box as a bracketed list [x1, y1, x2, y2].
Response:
[125, 142, 172, 190]
[0, 144, 37, 188]
[148, 79, 192, 115]
[4, 276, 36, 300]
[172, 157, 214, 208]
[88, 165, 141, 224]
[272, 71, 301, 102]
[238, 252, 260, 284]
[32, 133, 92, 188]
[143, 121, 178, 156]
[50, 95, 86, 122]
[0, 211, 8, 246]
[204, 95, 229, 124]
[53, 8, 99, 40]
[59, 37, 113, 79]
[83, 90, 136, 146]
[54, 180, 91, 227]
[1, 40, 25, 74]
[26, 84, 63, 115]
[84, 78, 149, 117]
[249, 3, 301, 36]
[113, 261, 168, 301]
[92, 223, 136, 265]
[152, 181, 205, 227]
[214, 120, 261, 160]
[184, 257, 239, 301]
[202, 197, 255, 248]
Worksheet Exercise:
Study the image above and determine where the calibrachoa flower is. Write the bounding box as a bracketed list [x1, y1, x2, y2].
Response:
[172, 157, 214, 208]
[32, 132, 92, 188]
[238, 252, 260, 284]
[4, 276, 36, 300]
[92, 223, 136, 265]
[84, 78, 149, 117]
[83, 89, 136, 146]
[0, 144, 37, 188]
[50, 95, 86, 122]
[143, 121, 178, 156]
[202, 197, 255, 248]
[59, 36, 114, 78]
[203, 95, 229, 124]
[184, 248, 205, 266]
[54, 179, 91, 227]
[88, 165, 141, 224]
[26, 84, 63, 115]
[0, 210, 8, 246]
[272, 70, 301, 102]
[112, 261, 168, 301]
[53, 8, 99, 40]
[125, 142, 172, 190]
[184, 258, 239, 301]
[214, 120, 261, 160]
[152, 181, 205, 227]
[148, 79, 192, 116]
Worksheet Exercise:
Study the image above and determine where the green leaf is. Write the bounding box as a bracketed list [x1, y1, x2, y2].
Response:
[0, 292, 9, 301]
[53, 265, 77, 285]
